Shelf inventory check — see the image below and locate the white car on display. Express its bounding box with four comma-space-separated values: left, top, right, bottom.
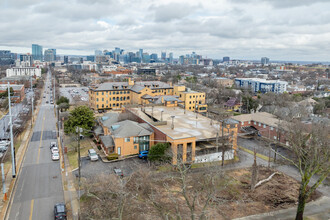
88, 149, 98, 161
52, 152, 60, 161
51, 147, 59, 154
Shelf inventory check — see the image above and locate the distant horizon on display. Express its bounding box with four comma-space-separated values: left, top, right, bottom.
1, 46, 329, 65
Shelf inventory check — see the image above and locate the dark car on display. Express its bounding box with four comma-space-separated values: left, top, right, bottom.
54, 203, 67, 220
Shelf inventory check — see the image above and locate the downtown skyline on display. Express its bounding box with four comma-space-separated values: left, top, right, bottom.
1, 0, 330, 61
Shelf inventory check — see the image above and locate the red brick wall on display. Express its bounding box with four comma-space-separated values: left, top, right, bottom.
237, 119, 287, 144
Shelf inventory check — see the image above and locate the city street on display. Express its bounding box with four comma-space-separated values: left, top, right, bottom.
6, 71, 64, 220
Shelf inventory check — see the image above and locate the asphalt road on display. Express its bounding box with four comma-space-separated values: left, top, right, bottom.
7, 71, 64, 220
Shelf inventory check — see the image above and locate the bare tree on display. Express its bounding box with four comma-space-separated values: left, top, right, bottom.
276, 121, 330, 220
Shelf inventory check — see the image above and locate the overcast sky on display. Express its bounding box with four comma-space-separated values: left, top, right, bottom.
1, 0, 330, 61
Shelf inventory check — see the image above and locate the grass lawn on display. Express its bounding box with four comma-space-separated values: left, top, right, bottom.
66, 138, 92, 170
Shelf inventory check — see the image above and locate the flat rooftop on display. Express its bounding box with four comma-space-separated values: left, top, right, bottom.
131, 106, 222, 140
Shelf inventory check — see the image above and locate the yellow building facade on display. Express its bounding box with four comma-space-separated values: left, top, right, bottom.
89, 79, 207, 113
173, 85, 207, 113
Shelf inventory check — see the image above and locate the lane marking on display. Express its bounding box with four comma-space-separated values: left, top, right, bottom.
37, 115, 46, 164
28, 199, 34, 220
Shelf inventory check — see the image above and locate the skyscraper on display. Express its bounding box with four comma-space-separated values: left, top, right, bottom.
161, 52, 166, 61
223, 56, 230, 62
169, 52, 173, 64
44, 49, 56, 62
139, 49, 143, 61
261, 57, 270, 65
32, 44, 43, 61
64, 56, 69, 64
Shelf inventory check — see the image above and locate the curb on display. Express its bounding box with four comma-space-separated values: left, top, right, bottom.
238, 145, 273, 162
2, 92, 43, 220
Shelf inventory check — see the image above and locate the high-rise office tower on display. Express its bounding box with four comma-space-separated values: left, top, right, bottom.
32, 44, 43, 61
44, 49, 56, 62
139, 49, 143, 61
64, 56, 69, 64
261, 57, 270, 65
161, 52, 166, 61
223, 56, 230, 62
169, 52, 173, 64
150, 53, 158, 61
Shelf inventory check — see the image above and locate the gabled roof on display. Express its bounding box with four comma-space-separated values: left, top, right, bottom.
110, 120, 153, 138
100, 112, 120, 128
224, 98, 239, 107
100, 135, 115, 148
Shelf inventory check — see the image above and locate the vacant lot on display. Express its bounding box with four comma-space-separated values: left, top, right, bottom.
80, 166, 321, 220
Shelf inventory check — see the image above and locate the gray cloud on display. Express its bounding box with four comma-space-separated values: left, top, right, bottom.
0, 0, 329, 61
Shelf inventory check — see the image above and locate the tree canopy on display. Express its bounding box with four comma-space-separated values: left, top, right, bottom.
64, 106, 95, 134
56, 96, 70, 105
148, 143, 171, 163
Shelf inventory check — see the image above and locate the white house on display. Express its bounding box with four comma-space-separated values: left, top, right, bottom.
6, 67, 42, 77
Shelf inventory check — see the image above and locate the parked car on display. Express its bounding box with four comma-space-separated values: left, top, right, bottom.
51, 147, 59, 154
113, 168, 123, 177
88, 149, 98, 161
50, 142, 57, 149
138, 150, 149, 159
0, 145, 8, 153
54, 203, 67, 220
52, 152, 60, 161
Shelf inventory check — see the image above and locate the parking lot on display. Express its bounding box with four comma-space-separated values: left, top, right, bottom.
59, 87, 89, 104
74, 156, 148, 179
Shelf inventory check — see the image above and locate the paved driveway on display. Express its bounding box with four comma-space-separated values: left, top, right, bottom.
74, 156, 148, 179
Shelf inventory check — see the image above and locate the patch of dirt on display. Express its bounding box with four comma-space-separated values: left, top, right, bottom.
217, 166, 322, 219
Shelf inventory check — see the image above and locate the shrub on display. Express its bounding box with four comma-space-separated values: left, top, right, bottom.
107, 153, 119, 161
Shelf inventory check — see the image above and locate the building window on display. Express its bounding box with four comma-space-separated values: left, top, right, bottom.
102, 98, 104, 101
123, 97, 126, 100
96, 98, 99, 101
254, 122, 256, 125
270, 127, 274, 130
248, 121, 251, 124
134, 137, 139, 143
189, 107, 191, 109
97, 92, 99, 95
263, 124, 266, 128
102, 92, 104, 95
96, 104, 99, 108
241, 122, 244, 125
127, 91, 130, 94
190, 96, 191, 98
125, 138, 130, 142
116, 91, 119, 94
113, 103, 115, 106
189, 101, 191, 104
127, 96, 130, 100
102, 104, 104, 107
134, 145, 137, 149
116, 97, 119, 101
106, 100, 108, 104
274, 136, 277, 140
123, 91, 126, 94
258, 123, 261, 126
109, 98, 111, 101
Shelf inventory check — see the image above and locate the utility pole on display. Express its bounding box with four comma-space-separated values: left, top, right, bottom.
76, 126, 82, 219
8, 83, 16, 178
53, 77, 56, 107
30, 77, 34, 127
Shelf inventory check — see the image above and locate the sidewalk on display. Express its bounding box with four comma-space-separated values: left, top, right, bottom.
0, 98, 42, 220
234, 196, 330, 220
58, 124, 79, 220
